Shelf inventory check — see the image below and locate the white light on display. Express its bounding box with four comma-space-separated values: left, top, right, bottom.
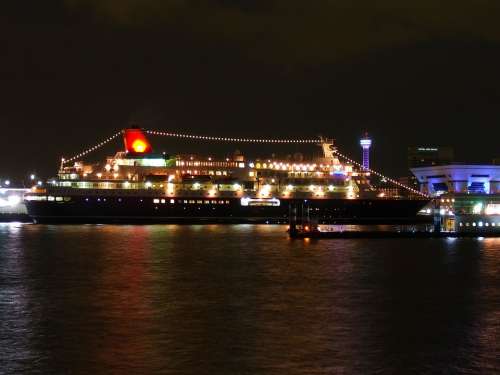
7, 195, 21, 206
5, 180, 10, 186
485, 204, 500, 215
233, 183, 241, 190
145, 181, 152, 188
193, 182, 201, 190
286, 184, 294, 191
37, 181, 42, 186
30, 174, 35, 180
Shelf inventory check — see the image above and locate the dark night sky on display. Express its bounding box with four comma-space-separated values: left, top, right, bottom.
2, 0, 500, 181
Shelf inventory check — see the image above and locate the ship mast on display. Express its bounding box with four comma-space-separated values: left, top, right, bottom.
319, 137, 340, 165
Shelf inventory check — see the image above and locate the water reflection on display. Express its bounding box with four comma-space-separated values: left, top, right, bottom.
0, 224, 498, 374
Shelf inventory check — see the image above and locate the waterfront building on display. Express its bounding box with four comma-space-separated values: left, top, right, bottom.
407, 146, 454, 188
411, 163, 500, 233
411, 164, 500, 196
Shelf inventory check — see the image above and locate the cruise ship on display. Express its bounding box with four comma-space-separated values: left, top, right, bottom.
25, 128, 429, 223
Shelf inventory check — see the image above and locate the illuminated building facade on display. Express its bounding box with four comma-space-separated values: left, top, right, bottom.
411, 164, 500, 196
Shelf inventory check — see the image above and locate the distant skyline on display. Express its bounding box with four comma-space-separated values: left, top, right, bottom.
2, 1, 500, 180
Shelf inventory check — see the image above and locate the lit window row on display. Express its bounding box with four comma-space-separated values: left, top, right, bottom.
153, 198, 231, 205
459, 222, 498, 228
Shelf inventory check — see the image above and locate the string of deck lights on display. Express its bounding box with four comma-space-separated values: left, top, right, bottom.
61, 131, 122, 165
60, 128, 428, 198
333, 150, 430, 198
145, 130, 318, 144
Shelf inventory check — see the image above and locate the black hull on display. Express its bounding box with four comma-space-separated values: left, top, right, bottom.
26, 195, 430, 224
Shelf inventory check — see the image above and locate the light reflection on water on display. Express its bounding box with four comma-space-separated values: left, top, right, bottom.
0, 224, 499, 374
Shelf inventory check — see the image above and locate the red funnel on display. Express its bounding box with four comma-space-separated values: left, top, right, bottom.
123, 128, 153, 154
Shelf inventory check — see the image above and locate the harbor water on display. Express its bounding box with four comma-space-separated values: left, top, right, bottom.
0, 223, 499, 374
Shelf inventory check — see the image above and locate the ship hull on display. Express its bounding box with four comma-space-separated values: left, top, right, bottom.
26, 195, 430, 224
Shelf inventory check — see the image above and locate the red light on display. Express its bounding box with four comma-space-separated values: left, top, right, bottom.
123, 128, 153, 154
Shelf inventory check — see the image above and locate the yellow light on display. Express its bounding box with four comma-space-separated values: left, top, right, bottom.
132, 139, 147, 153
